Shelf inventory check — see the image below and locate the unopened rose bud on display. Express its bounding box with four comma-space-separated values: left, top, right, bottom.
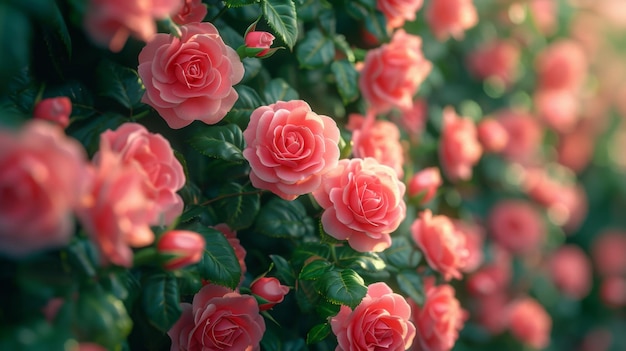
244, 31, 275, 57
408, 167, 442, 204
157, 230, 205, 270
250, 277, 289, 311
33, 97, 72, 128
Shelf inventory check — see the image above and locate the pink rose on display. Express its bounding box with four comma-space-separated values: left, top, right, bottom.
410, 284, 467, 351
167, 284, 266, 351
477, 118, 509, 153
600, 276, 626, 308
529, 0, 558, 35
157, 230, 206, 270
138, 22, 245, 129
467, 39, 520, 85
250, 277, 290, 311
496, 109, 543, 163
408, 167, 442, 204
377, 0, 424, 29
172, 0, 207, 25
33, 97, 72, 129
396, 98, 428, 138
243, 100, 340, 200
549, 245, 592, 299
439, 107, 482, 181
535, 39, 587, 92
213, 223, 247, 284
466, 244, 511, 296
425, 0, 478, 41
507, 298, 552, 349
331, 282, 416, 351
411, 210, 469, 281
534, 89, 579, 133
244, 31, 276, 57
0, 121, 87, 257
454, 220, 484, 273
97, 123, 185, 225
84, 0, 182, 52
591, 230, 626, 277
488, 200, 545, 255
471, 293, 509, 335
557, 126, 594, 173
359, 29, 432, 113
313, 158, 406, 252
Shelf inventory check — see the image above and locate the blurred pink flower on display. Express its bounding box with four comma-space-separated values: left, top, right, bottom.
33, 97, 72, 129
172, 0, 207, 24
408, 167, 442, 204
535, 39, 587, 92
425, 0, 478, 41
477, 118, 509, 153
349, 114, 405, 178
157, 230, 205, 270
467, 39, 520, 85
377, 0, 424, 29
466, 244, 512, 296
549, 245, 592, 299
496, 110, 543, 164
591, 230, 626, 277
439, 107, 482, 181
534, 89, 580, 133
507, 297, 552, 349
488, 200, 545, 254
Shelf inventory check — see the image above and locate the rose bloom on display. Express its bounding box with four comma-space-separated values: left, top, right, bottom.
455, 220, 484, 273
529, 0, 558, 35
591, 230, 626, 277
408, 167, 442, 204
496, 109, 543, 164
466, 244, 512, 296
411, 210, 469, 281
168, 284, 266, 351
507, 298, 552, 349
250, 277, 290, 311
377, 0, 424, 29
313, 158, 406, 252
242, 100, 340, 201
138, 22, 245, 129
97, 123, 185, 225
397, 98, 428, 138
557, 126, 594, 173
599, 276, 626, 308
244, 31, 275, 57
84, 0, 181, 52
467, 39, 520, 85
410, 284, 467, 351
213, 223, 247, 284
535, 39, 587, 92
488, 200, 545, 255
359, 29, 432, 113
331, 282, 416, 351
534, 89, 579, 133
349, 114, 405, 178
0, 121, 87, 258
472, 293, 509, 335
439, 107, 482, 181
549, 245, 592, 299
425, 0, 478, 41
477, 118, 509, 153
33, 97, 72, 129
172, 0, 207, 25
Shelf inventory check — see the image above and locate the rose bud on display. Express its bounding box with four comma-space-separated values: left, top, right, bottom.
244, 31, 275, 57
33, 97, 72, 128
408, 167, 442, 204
250, 277, 289, 311
157, 230, 205, 270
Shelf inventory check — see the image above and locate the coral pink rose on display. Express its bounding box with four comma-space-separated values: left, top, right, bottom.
535, 39, 587, 92
243, 100, 340, 200
84, 0, 181, 52
425, 0, 478, 41
138, 22, 244, 129
529, 0, 558, 35
172, 0, 207, 25
549, 245, 592, 299
396, 98, 428, 138
33, 97, 72, 129
250, 277, 290, 311
359, 29, 432, 113
157, 230, 205, 270
557, 127, 594, 173
591, 230, 626, 277
477, 118, 509, 153
599, 276, 626, 307
455, 221, 484, 273
507, 298, 552, 349
244, 31, 276, 57
408, 167, 442, 204
331, 282, 416, 351
410, 284, 467, 351
377, 0, 424, 29
213, 223, 247, 284
313, 158, 406, 252
168, 284, 266, 350
472, 293, 509, 335
534, 89, 579, 133
467, 39, 520, 85
97, 123, 185, 225
466, 244, 512, 296
0, 121, 87, 258
411, 210, 469, 281
439, 107, 482, 181
496, 110, 543, 163
488, 200, 545, 255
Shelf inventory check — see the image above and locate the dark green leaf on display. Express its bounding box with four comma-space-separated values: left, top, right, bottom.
213, 182, 261, 230
66, 238, 98, 278
263, 78, 299, 104
299, 259, 333, 280
262, 0, 298, 49
331, 60, 359, 104
336, 247, 386, 272
242, 57, 263, 83
66, 112, 127, 156
315, 298, 341, 318
270, 254, 296, 286
225, 0, 257, 7
255, 197, 315, 238
292, 242, 332, 270
296, 28, 334, 69
141, 273, 182, 333
188, 124, 246, 163
0, 4, 31, 94
382, 236, 422, 269
96, 59, 144, 109
297, 0, 332, 22
306, 323, 331, 345
225, 85, 264, 129
39, 1, 72, 76
72, 290, 133, 349
396, 270, 424, 305
316, 268, 367, 308
364, 10, 388, 43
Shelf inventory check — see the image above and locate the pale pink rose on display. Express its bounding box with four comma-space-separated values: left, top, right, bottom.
411, 210, 469, 281
535, 40, 587, 92
591, 230, 626, 277
534, 89, 579, 133
477, 118, 509, 153
377, 0, 424, 29
313, 158, 406, 252
332, 282, 416, 351
529, 0, 558, 35
0, 121, 87, 258
84, 0, 182, 52
250, 277, 290, 311
472, 293, 509, 335
359, 30, 432, 113
467, 39, 520, 85
425, 0, 478, 41
33, 97, 72, 129
97, 123, 185, 225
213, 223, 247, 283
507, 298, 552, 349
600, 276, 626, 308
455, 221, 484, 273
549, 245, 592, 299
138, 22, 244, 129
496, 110, 543, 163
488, 200, 545, 255
439, 107, 482, 181
349, 114, 405, 178
408, 167, 442, 204
172, 0, 207, 24
78, 143, 154, 267
466, 244, 512, 296
396, 98, 428, 138
410, 284, 467, 351
244, 31, 275, 57
242, 100, 340, 200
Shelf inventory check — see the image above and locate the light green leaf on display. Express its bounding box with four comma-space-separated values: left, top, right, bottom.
188, 124, 246, 163
142, 273, 182, 333
296, 28, 334, 69
262, 0, 298, 50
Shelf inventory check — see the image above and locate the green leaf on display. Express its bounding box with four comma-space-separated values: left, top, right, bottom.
66, 112, 127, 156
335, 247, 386, 272
39, 1, 72, 77
382, 236, 422, 269
306, 323, 331, 345
316, 268, 367, 309
141, 273, 182, 333
292, 242, 332, 270
188, 124, 246, 163
225, 0, 258, 8
296, 28, 334, 69
270, 254, 296, 286
255, 197, 315, 238
299, 259, 333, 280
242, 57, 262, 83
225, 85, 264, 129
263, 78, 299, 104
213, 182, 261, 230
262, 0, 298, 50
96, 59, 144, 110
331, 60, 359, 104
396, 270, 424, 305
0, 4, 31, 94
364, 10, 388, 43
72, 290, 133, 349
